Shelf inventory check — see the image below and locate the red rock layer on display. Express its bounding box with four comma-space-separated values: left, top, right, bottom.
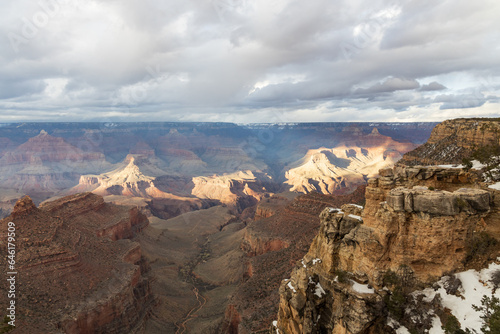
0, 193, 152, 333
224, 187, 366, 333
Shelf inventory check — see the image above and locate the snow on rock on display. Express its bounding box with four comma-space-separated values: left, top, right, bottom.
348, 214, 362, 221
436, 160, 486, 170
489, 182, 500, 190
416, 262, 500, 332
351, 281, 375, 294
428, 316, 443, 334
350, 204, 364, 209
396, 326, 411, 334
314, 282, 326, 298
312, 258, 322, 265
272, 320, 280, 334
287, 281, 297, 293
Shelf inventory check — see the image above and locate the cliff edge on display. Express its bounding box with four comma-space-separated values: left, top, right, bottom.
275, 164, 497, 334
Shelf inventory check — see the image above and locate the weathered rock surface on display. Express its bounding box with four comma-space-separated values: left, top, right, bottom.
225, 188, 366, 334
192, 170, 275, 211
275, 165, 492, 334
401, 118, 500, 166
0, 193, 152, 333
285, 128, 417, 194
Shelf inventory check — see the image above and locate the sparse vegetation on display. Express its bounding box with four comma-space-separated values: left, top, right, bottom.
335, 269, 350, 284
428, 186, 435, 191
472, 144, 500, 164
442, 313, 467, 334
472, 295, 500, 334
465, 232, 498, 264
463, 144, 500, 181
462, 158, 473, 172
383, 265, 416, 321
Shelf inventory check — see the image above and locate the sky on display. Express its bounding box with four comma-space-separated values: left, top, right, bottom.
0, 0, 499, 123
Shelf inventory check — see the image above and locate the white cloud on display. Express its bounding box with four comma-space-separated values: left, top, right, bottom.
0, 0, 499, 122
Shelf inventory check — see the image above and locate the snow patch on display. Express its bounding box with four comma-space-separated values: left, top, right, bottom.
415, 262, 500, 332
312, 258, 322, 265
348, 214, 362, 221
351, 281, 375, 294
272, 320, 280, 333
287, 281, 297, 293
428, 316, 443, 334
395, 326, 411, 334
314, 282, 326, 298
489, 182, 500, 190
328, 207, 344, 214
350, 204, 364, 209
435, 160, 485, 170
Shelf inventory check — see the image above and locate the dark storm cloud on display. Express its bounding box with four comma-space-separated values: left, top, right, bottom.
420, 82, 446, 92
0, 0, 499, 122
354, 78, 420, 95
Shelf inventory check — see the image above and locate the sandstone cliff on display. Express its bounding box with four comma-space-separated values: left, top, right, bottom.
192, 170, 275, 211
285, 128, 417, 194
275, 165, 493, 334
400, 118, 500, 166
0, 193, 152, 333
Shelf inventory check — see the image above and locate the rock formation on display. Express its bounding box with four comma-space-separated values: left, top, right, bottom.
0, 130, 111, 196
72, 155, 173, 198
285, 128, 417, 194
275, 165, 493, 334
401, 118, 500, 166
192, 170, 275, 211
0, 193, 152, 333
224, 188, 366, 333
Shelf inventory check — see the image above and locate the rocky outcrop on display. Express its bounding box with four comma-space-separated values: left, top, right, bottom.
275, 166, 492, 334
71, 155, 177, 199
224, 188, 366, 334
254, 196, 290, 220
0, 193, 152, 333
192, 170, 274, 211
400, 118, 500, 166
285, 129, 417, 194
241, 229, 289, 256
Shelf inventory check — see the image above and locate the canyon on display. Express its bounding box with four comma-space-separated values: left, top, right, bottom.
275, 118, 500, 334
0, 121, 438, 333
0, 193, 152, 333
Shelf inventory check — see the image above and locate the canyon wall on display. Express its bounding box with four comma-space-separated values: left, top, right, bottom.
401, 118, 500, 166
275, 165, 492, 334
0, 193, 152, 333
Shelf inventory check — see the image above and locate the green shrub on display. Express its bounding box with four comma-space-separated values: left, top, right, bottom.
384, 287, 407, 321
382, 269, 399, 287
442, 313, 466, 334
462, 158, 473, 172
465, 232, 498, 263
335, 269, 350, 284
472, 295, 500, 334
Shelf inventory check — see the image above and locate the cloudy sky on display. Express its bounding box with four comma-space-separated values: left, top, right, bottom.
1, 0, 499, 123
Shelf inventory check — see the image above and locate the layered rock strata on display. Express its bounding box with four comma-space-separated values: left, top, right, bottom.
0, 193, 152, 333
276, 166, 491, 334
401, 118, 500, 166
